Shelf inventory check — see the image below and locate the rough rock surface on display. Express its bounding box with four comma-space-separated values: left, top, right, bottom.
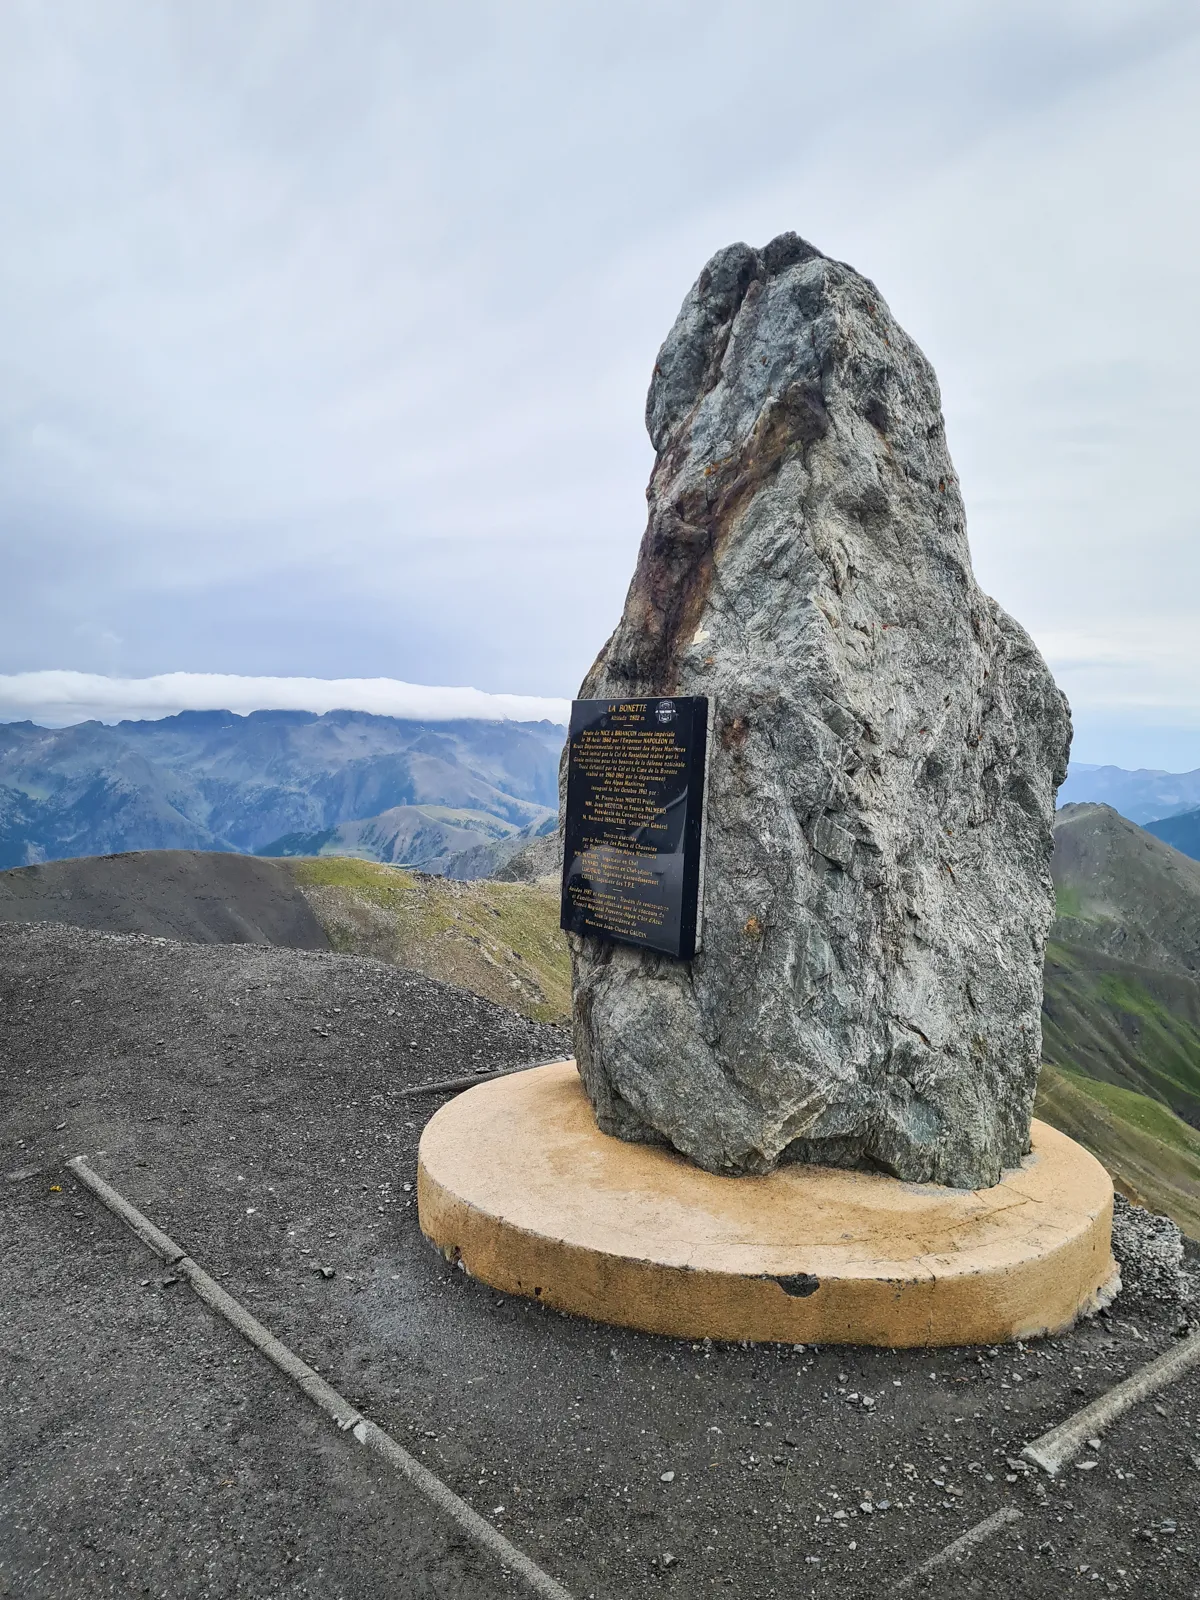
570, 233, 1071, 1188
1111, 1195, 1197, 1315
491, 826, 563, 884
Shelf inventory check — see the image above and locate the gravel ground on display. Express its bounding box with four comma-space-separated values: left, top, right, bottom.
0, 853, 329, 949
2, 920, 1199, 1600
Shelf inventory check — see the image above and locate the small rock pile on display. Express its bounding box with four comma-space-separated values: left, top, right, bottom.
1110, 1194, 1196, 1316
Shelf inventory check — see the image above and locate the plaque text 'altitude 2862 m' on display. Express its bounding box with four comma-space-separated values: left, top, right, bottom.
560, 697, 710, 960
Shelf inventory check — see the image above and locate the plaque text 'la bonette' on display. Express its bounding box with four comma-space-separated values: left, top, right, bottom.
560, 697, 709, 960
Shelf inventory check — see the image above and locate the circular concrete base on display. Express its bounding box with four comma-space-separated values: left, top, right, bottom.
417, 1061, 1117, 1347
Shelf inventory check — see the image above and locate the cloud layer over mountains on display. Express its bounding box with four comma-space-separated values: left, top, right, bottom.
0, 672, 570, 728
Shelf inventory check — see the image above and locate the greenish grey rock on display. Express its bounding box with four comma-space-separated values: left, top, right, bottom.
569, 233, 1071, 1189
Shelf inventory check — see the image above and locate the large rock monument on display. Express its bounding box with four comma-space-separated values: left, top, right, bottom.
419, 234, 1113, 1350
569, 232, 1071, 1190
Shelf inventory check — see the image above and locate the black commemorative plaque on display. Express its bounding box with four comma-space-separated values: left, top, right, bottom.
560, 696, 710, 960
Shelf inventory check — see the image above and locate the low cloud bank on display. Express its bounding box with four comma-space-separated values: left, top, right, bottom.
0, 671, 570, 728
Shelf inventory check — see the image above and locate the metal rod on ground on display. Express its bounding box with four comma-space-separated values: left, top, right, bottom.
1022, 1328, 1200, 1475
67, 1156, 576, 1600
397, 1055, 572, 1100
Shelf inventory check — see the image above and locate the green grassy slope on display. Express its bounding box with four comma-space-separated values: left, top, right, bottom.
280, 856, 570, 1025
1041, 941, 1200, 1128
1034, 803, 1200, 1237
1043, 805, 1200, 1129
1035, 1064, 1200, 1239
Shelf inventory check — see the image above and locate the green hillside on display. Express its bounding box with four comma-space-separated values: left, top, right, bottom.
1034, 803, 1200, 1237
1041, 942, 1200, 1128
1042, 804, 1200, 1127
1035, 1064, 1200, 1240
281, 856, 570, 1025
1049, 802, 1200, 975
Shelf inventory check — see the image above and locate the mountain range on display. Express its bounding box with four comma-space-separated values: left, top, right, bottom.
1059, 761, 1200, 830
7, 717, 1200, 876
3, 709, 1200, 1229
1056, 763, 1200, 865
1145, 807, 1200, 862
0, 709, 563, 875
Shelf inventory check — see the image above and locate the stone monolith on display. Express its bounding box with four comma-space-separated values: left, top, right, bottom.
569, 233, 1071, 1189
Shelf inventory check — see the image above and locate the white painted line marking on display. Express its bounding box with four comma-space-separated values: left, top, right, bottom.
895, 1505, 1022, 1592
1022, 1328, 1200, 1476
68, 1156, 575, 1600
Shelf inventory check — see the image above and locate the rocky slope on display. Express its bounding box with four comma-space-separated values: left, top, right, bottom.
8, 918, 1196, 1600
0, 850, 329, 949
490, 824, 562, 884
0, 848, 568, 1026
280, 856, 570, 1024
3, 803, 1198, 1232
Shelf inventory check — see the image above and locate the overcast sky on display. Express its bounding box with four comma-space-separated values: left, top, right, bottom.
2, 2, 1198, 766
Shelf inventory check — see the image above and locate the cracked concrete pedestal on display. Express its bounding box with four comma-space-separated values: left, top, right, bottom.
417, 1062, 1117, 1348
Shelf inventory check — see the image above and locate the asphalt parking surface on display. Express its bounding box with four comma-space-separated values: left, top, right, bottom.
2, 921, 1199, 1599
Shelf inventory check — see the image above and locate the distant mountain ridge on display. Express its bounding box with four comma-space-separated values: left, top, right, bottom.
9, 733, 1200, 875
1057, 763, 1200, 825
0, 709, 563, 873
1146, 806, 1200, 863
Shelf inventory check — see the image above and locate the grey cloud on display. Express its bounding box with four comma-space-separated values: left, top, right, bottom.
1, 1, 1197, 760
